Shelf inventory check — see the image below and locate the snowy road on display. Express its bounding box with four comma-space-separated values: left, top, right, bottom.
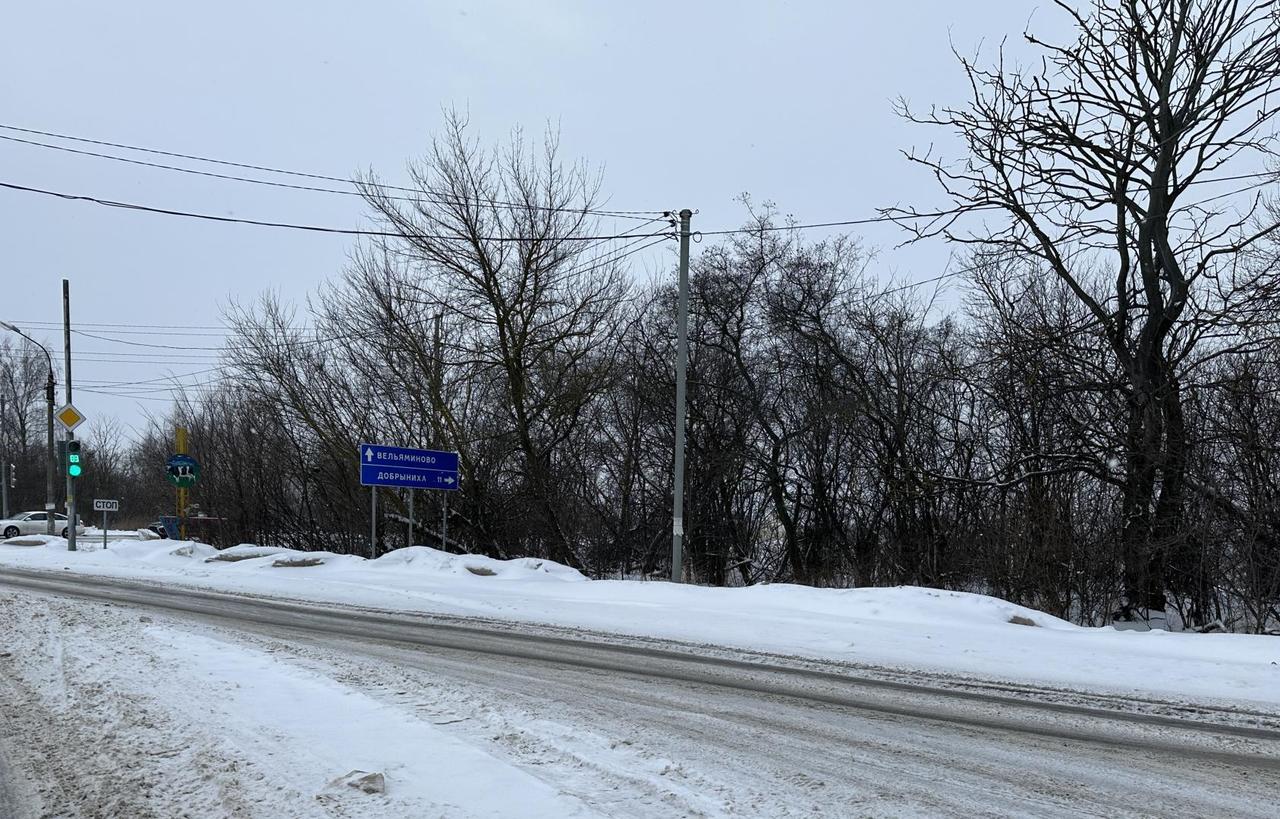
0, 735, 35, 819
2, 569, 1279, 817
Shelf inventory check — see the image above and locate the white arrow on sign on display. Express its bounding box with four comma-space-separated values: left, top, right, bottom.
365, 449, 373, 462
444, 477, 455, 484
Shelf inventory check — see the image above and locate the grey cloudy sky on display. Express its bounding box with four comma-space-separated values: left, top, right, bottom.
1, 1, 1066, 436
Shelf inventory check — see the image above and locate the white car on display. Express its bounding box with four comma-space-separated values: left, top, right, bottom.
0, 511, 87, 539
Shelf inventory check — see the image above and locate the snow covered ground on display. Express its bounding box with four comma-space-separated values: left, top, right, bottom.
0, 590, 602, 817
4, 537, 1280, 817
2, 536, 1277, 712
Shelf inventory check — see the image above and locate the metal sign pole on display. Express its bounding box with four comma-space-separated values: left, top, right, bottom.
442, 493, 448, 549
408, 489, 414, 548
370, 486, 377, 559
102, 509, 108, 550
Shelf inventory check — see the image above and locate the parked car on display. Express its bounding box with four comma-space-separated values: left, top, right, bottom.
0, 511, 87, 539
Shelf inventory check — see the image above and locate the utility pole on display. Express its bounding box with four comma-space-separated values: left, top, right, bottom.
1, 463, 8, 520
0, 321, 56, 535
671, 209, 693, 583
63, 279, 77, 551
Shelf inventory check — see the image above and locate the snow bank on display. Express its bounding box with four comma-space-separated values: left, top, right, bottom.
0, 533, 64, 548
370, 545, 587, 582
2, 536, 1277, 710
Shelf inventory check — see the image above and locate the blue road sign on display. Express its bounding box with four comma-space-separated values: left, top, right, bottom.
358, 443, 460, 491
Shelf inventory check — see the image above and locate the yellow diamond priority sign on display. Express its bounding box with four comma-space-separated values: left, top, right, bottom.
56, 403, 86, 432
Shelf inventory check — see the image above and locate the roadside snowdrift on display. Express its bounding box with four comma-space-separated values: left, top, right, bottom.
3, 535, 1277, 709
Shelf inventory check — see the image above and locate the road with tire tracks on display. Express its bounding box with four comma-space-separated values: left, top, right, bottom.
2, 567, 1279, 817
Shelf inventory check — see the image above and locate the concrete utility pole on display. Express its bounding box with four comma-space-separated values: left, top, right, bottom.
671, 209, 693, 583
63, 279, 77, 552
0, 321, 57, 535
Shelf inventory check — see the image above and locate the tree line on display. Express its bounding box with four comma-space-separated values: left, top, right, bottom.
2, 0, 1278, 631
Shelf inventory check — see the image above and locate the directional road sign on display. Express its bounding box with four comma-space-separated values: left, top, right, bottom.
359, 443, 459, 491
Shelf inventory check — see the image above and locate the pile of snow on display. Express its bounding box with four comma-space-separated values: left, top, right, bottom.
1, 533, 65, 548
82, 527, 162, 541
371, 545, 587, 581
3, 535, 1277, 709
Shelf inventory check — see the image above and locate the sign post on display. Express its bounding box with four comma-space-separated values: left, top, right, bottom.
357, 443, 459, 556
166, 438, 200, 542
93, 499, 119, 550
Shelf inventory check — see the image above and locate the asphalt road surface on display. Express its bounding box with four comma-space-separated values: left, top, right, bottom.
2, 568, 1279, 817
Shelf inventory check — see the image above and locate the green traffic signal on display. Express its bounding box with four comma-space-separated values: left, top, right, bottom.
67, 441, 82, 478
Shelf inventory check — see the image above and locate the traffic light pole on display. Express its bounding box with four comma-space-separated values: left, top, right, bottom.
63, 279, 76, 552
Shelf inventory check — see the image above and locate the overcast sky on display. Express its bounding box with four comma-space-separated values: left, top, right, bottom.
1, 1, 1068, 437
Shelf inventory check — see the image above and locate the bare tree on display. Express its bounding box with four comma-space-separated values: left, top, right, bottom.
893, 0, 1280, 623
354, 114, 637, 565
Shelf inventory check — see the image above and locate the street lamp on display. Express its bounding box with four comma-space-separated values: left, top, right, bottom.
0, 321, 57, 536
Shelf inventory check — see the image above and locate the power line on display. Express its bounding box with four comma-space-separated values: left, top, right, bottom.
696, 213, 937, 237
0, 132, 399, 201
0, 123, 664, 220
8, 320, 246, 332
72, 329, 226, 352
78, 387, 200, 403
9, 325, 234, 338
82, 259, 959, 403
693, 172, 1277, 238
7, 233, 671, 371
0, 179, 677, 242
78, 366, 228, 388
40, 232, 673, 362
0, 348, 218, 360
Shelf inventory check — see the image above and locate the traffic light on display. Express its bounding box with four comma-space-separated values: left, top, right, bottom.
67, 441, 82, 478
7, 463, 13, 488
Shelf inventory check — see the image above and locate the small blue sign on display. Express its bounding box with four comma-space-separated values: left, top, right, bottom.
158, 515, 180, 539
358, 443, 460, 491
